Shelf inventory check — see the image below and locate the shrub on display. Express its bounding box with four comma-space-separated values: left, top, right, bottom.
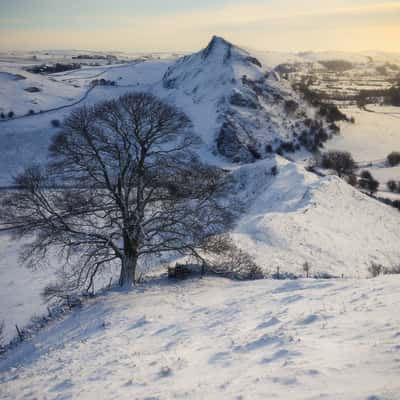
360, 170, 373, 180
284, 100, 299, 114
51, 119, 61, 128
207, 240, 264, 280
0, 112, 5, 119
270, 166, 278, 176
358, 170, 379, 195
281, 141, 295, 153
368, 263, 383, 277
303, 262, 311, 278
320, 151, 356, 177
369, 263, 400, 277
27, 109, 35, 116
8, 111, 14, 118
384, 265, 400, 275
265, 144, 273, 153
318, 103, 349, 123
387, 152, 400, 167
248, 145, 261, 160
387, 180, 398, 192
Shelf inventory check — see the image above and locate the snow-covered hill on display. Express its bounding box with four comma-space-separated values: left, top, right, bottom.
0, 36, 399, 366
231, 157, 400, 278
1, 276, 400, 399
161, 36, 335, 162
0, 67, 83, 116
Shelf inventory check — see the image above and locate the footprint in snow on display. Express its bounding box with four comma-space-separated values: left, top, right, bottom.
50, 379, 74, 392
208, 351, 232, 366
257, 317, 280, 329
297, 314, 319, 325
128, 316, 149, 330
233, 334, 281, 353
260, 349, 290, 364
281, 294, 304, 304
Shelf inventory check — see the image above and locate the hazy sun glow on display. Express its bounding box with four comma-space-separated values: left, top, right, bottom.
0, 0, 399, 52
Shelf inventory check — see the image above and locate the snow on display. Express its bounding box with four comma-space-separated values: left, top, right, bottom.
1, 37, 400, 399
326, 106, 400, 198
0, 59, 173, 185
328, 106, 400, 163
0, 235, 56, 345
1, 275, 400, 399
231, 157, 400, 278
0, 66, 84, 116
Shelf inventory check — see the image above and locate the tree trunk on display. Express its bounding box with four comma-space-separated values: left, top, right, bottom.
119, 254, 138, 288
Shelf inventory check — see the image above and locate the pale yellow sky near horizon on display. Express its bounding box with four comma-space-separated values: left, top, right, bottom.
1, 0, 399, 53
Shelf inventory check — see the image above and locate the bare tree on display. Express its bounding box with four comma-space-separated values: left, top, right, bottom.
0, 93, 234, 292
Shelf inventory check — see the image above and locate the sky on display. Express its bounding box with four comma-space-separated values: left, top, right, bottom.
0, 0, 399, 53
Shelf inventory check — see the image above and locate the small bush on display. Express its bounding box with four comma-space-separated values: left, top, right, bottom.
8, 111, 14, 118
0, 112, 5, 119
387, 152, 400, 167
270, 166, 278, 176
358, 170, 379, 195
369, 263, 400, 277
207, 241, 264, 280
51, 119, 61, 128
265, 144, 273, 153
27, 109, 35, 116
368, 263, 383, 277
284, 100, 299, 114
281, 141, 295, 153
385, 265, 400, 275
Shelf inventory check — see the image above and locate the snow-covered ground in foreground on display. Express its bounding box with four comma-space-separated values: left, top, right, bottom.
1, 275, 400, 400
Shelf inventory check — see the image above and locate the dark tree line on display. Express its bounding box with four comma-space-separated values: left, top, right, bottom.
0, 93, 236, 294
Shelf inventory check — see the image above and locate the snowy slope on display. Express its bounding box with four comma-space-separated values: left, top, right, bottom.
0, 59, 173, 185
0, 67, 83, 116
1, 276, 399, 400
0, 235, 56, 345
160, 36, 336, 162
230, 157, 400, 278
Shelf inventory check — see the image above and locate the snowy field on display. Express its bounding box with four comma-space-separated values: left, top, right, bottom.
329, 106, 400, 163
327, 106, 400, 198
1, 275, 400, 400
